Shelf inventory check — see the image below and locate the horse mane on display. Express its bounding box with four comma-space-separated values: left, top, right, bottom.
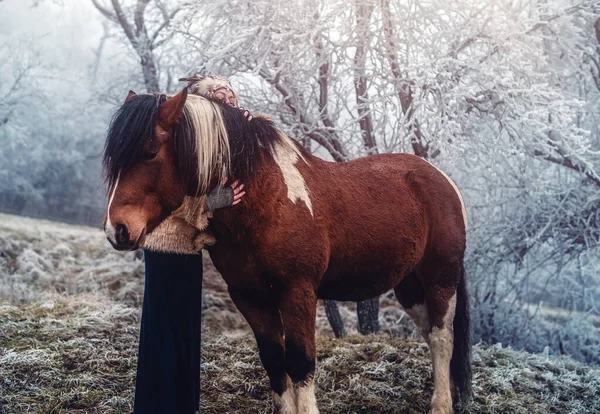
174, 95, 231, 195
103, 92, 304, 195
103, 93, 167, 189
175, 95, 305, 194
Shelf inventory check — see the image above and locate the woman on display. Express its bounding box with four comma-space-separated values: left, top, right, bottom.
133, 75, 247, 414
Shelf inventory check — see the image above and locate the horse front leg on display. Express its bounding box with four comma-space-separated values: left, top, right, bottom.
228, 287, 295, 414
279, 283, 319, 414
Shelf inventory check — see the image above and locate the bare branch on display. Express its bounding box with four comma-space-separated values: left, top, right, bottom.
134, 0, 151, 35
155, 0, 170, 20
524, 0, 597, 36
258, 67, 348, 161
380, 0, 431, 158
91, 22, 110, 79
534, 150, 600, 188
150, 7, 181, 46
90, 0, 118, 23
110, 0, 136, 45
93, 0, 160, 92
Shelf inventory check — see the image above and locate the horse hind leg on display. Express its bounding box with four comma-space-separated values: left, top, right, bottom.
422, 260, 471, 414
426, 285, 456, 414
396, 264, 472, 414
394, 271, 430, 344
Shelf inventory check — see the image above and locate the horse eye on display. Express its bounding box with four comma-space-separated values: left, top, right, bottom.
142, 151, 158, 161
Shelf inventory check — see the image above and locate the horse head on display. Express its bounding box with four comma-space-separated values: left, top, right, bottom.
103, 89, 190, 251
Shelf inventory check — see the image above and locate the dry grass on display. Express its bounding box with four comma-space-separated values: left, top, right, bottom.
1, 213, 600, 413
1, 296, 599, 413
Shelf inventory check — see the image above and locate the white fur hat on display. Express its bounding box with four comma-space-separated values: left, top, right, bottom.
179, 74, 239, 107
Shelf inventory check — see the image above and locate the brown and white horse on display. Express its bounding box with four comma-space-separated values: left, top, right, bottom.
103, 88, 472, 414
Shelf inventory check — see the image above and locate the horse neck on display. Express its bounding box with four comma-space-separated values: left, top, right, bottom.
211, 143, 314, 234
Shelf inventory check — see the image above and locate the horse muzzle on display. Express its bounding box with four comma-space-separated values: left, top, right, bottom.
105, 222, 146, 251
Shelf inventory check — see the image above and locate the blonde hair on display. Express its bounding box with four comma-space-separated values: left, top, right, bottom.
182, 95, 231, 194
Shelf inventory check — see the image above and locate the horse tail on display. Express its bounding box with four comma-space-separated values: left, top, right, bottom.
451, 261, 472, 410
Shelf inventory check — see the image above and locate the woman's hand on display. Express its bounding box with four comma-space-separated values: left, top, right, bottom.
238, 107, 253, 121
205, 179, 246, 211
230, 179, 246, 206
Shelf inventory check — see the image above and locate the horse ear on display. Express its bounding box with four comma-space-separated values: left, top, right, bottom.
159, 88, 188, 127
125, 90, 137, 103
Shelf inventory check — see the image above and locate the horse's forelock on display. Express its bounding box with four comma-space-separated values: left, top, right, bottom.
103, 93, 167, 188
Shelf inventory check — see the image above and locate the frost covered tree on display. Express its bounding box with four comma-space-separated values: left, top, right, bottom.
90, 0, 181, 93
0, 34, 107, 224
0, 38, 47, 215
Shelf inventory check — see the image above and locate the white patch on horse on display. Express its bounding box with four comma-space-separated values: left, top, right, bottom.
273, 375, 296, 414
105, 173, 121, 243
295, 378, 319, 414
273, 138, 313, 216
405, 302, 431, 344
427, 293, 456, 414
424, 160, 467, 231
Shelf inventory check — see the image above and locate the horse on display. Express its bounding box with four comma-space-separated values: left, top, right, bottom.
103, 88, 472, 414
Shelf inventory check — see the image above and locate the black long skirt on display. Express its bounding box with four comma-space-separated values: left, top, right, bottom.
133, 250, 204, 414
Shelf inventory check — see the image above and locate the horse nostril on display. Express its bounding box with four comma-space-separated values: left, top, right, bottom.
115, 223, 129, 246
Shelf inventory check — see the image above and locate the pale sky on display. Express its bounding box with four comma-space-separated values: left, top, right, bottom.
0, 0, 105, 74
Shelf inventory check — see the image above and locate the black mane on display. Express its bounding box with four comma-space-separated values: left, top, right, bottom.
218, 103, 297, 182
103, 94, 167, 188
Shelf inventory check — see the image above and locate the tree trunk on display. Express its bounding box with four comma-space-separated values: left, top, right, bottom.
91, 0, 163, 94
324, 300, 346, 338
141, 53, 160, 93
357, 298, 380, 335
351, 0, 380, 335
352, 0, 377, 153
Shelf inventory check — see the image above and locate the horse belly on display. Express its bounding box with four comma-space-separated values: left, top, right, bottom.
317, 243, 420, 302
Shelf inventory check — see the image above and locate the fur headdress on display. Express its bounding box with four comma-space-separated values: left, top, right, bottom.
180, 74, 239, 107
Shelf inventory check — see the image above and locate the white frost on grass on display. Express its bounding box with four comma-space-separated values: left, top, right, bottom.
0, 348, 54, 367
0, 213, 144, 305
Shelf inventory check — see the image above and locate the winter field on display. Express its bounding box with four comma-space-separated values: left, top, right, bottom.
1, 213, 599, 414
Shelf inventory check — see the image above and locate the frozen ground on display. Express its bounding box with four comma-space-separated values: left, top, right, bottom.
1, 213, 599, 413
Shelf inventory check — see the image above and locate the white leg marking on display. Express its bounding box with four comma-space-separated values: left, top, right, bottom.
405, 303, 431, 344
424, 160, 467, 231
428, 293, 456, 414
105, 173, 121, 243
273, 375, 296, 414
295, 378, 319, 414
273, 138, 313, 216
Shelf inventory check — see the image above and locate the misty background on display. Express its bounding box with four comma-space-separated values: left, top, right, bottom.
1, 0, 599, 366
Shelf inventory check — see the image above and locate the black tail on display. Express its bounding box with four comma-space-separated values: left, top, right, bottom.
451, 262, 472, 410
